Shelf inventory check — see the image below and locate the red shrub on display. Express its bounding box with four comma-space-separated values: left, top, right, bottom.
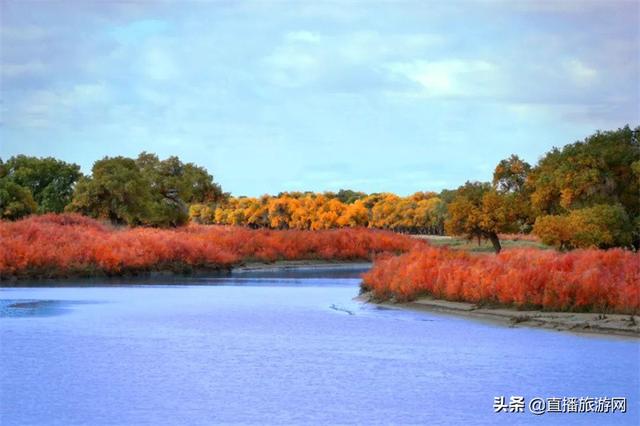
362, 246, 640, 314
0, 214, 419, 279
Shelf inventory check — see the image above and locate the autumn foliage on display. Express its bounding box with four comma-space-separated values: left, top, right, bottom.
190, 192, 447, 234
0, 214, 418, 279
533, 204, 633, 250
362, 246, 640, 314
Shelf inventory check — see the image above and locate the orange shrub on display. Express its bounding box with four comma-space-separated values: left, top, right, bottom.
0, 214, 419, 279
362, 246, 640, 314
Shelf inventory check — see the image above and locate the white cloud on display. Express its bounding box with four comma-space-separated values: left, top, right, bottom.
263, 30, 445, 90
565, 59, 598, 86
9, 83, 110, 128
387, 59, 497, 97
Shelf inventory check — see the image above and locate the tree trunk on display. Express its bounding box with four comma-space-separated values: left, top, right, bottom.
488, 232, 502, 254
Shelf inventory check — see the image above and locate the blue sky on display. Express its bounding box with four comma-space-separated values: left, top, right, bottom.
1, 0, 638, 196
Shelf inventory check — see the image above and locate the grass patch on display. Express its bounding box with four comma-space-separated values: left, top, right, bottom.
422, 236, 550, 252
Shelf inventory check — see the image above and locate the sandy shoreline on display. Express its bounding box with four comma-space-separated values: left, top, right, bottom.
359, 292, 640, 339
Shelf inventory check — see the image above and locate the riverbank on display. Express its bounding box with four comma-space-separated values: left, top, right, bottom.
0, 259, 372, 285
359, 292, 640, 338
361, 245, 639, 315
1, 215, 416, 280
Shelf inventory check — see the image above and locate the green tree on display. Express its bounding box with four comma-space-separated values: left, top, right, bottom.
534, 204, 632, 249
570, 204, 632, 248
493, 154, 531, 193
527, 126, 639, 249
632, 160, 640, 248
528, 125, 640, 217
1, 155, 82, 213
334, 189, 367, 204
135, 152, 225, 227
0, 177, 37, 220
493, 154, 534, 232
66, 157, 152, 226
136, 152, 223, 204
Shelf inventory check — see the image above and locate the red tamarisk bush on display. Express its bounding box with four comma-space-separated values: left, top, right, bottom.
362, 246, 640, 314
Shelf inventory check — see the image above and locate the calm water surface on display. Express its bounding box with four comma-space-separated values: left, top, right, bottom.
1, 266, 638, 425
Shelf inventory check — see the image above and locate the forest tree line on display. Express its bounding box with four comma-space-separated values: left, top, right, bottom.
1, 125, 638, 252
0, 153, 224, 227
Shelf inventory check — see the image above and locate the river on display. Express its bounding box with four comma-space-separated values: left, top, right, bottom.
1, 266, 638, 425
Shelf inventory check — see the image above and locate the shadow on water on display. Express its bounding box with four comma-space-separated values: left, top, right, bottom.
0, 300, 99, 318
1, 263, 372, 288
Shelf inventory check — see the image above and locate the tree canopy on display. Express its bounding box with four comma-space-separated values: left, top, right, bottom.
528, 125, 639, 216
67, 153, 224, 227
444, 182, 519, 253
534, 204, 632, 250
528, 125, 639, 249
66, 157, 152, 226
191, 191, 447, 234
0, 155, 82, 219
0, 177, 38, 220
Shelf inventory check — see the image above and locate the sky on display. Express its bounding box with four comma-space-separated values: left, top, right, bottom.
1, 0, 638, 196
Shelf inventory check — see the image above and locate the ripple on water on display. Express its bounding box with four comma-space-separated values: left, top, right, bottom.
0, 299, 90, 318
